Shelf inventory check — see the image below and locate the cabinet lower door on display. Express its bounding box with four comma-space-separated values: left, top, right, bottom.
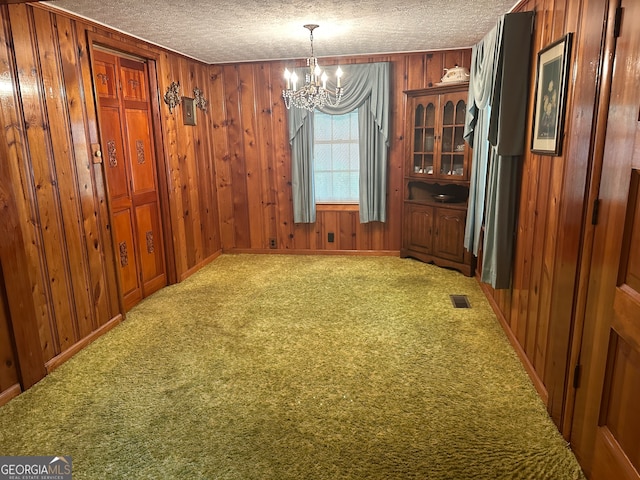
405, 204, 434, 254
434, 208, 465, 262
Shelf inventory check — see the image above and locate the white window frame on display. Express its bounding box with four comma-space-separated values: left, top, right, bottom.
313, 110, 360, 205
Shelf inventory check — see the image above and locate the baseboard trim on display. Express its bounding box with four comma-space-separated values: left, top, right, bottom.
225, 249, 400, 257
478, 281, 549, 406
179, 250, 223, 282
0, 383, 21, 407
45, 314, 124, 374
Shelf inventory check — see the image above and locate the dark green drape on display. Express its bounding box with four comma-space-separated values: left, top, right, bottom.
464, 11, 534, 289
288, 62, 390, 223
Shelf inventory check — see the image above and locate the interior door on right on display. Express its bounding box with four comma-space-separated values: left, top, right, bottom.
573, 1, 640, 478
593, 170, 640, 479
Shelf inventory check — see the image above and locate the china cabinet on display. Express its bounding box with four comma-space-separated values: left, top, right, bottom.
401, 84, 475, 276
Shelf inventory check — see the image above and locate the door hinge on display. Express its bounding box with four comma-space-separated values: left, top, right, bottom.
613, 6, 623, 38
592, 198, 600, 225
573, 364, 582, 389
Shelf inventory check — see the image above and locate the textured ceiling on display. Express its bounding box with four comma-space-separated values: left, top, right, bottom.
45, 0, 519, 64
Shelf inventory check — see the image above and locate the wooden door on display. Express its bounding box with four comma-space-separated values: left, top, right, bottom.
572, 1, 640, 478
406, 204, 434, 254
590, 169, 640, 479
433, 207, 465, 262
93, 49, 166, 311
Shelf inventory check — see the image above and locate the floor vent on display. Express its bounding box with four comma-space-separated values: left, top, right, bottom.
450, 294, 471, 308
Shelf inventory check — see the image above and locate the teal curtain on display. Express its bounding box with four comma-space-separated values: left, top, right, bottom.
289, 107, 316, 223
464, 11, 534, 289
464, 20, 501, 255
288, 62, 390, 223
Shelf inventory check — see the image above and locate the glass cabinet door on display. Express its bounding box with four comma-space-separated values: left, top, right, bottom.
408, 90, 469, 182
412, 100, 435, 176
439, 95, 466, 178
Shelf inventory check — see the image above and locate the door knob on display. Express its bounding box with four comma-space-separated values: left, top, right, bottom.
91, 143, 103, 164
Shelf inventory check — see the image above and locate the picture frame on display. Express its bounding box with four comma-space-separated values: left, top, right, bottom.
531, 33, 573, 155
182, 96, 196, 126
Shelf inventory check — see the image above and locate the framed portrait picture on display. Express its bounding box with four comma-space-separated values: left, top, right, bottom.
182, 96, 196, 126
531, 33, 573, 155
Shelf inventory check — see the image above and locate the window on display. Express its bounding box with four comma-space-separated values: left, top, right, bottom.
313, 111, 359, 203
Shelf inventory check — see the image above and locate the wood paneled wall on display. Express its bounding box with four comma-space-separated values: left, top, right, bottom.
478, 0, 610, 434
0, 4, 122, 377
0, 3, 221, 402
209, 51, 471, 254
158, 52, 222, 280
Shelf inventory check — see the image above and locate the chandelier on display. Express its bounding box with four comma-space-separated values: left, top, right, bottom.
282, 24, 343, 111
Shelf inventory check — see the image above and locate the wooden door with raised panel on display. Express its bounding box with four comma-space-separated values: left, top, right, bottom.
573, 1, 640, 478
588, 167, 640, 480
93, 49, 166, 311
405, 204, 434, 254
433, 207, 465, 263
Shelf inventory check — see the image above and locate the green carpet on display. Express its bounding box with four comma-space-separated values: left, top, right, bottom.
0, 254, 584, 479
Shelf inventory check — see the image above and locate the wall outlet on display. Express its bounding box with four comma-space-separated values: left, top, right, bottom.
328, 232, 335, 243
269, 238, 277, 249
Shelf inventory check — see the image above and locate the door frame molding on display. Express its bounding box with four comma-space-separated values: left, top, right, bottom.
563, 0, 619, 443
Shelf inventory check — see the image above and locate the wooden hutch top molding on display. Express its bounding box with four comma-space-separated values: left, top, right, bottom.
404, 82, 470, 97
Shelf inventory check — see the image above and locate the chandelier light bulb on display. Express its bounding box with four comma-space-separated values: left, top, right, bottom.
284, 68, 291, 89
